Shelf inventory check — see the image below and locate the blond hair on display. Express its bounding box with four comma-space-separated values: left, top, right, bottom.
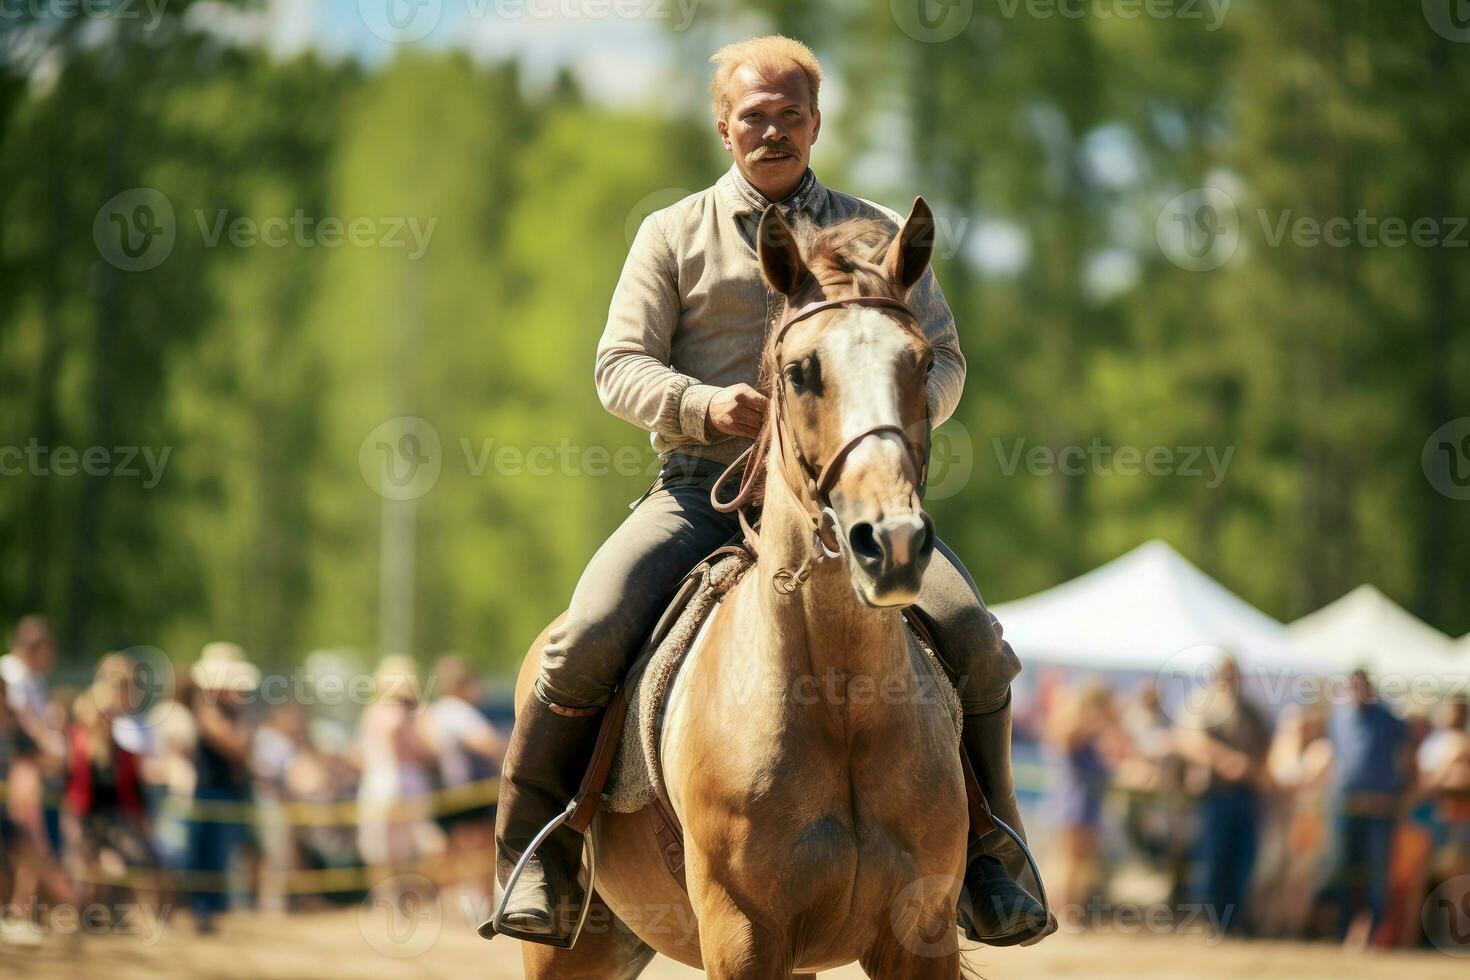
709, 35, 823, 122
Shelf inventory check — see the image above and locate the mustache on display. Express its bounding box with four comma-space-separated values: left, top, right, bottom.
749, 142, 796, 161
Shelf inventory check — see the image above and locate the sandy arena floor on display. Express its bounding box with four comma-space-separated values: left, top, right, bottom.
4, 900, 1466, 979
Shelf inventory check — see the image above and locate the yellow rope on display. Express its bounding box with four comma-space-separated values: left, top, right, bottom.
71, 850, 498, 894
0, 776, 500, 824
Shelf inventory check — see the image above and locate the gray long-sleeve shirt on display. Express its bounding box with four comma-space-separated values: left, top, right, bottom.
596, 163, 966, 466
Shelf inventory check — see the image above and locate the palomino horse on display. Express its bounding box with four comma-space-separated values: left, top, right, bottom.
510, 198, 970, 978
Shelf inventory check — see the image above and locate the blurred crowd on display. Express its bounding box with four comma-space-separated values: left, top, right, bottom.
1039, 656, 1470, 950
0, 615, 506, 947
5, 610, 1469, 954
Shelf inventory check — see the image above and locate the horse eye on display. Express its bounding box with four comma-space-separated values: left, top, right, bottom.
786, 355, 821, 394
784, 361, 805, 391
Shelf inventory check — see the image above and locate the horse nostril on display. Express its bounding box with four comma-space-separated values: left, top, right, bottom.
848, 522, 883, 562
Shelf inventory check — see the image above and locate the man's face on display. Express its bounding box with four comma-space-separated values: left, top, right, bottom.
717, 63, 821, 200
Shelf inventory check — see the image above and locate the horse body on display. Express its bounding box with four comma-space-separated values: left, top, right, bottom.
653, 475, 966, 975
511, 199, 970, 978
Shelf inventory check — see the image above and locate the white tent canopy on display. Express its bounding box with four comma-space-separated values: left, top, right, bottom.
1286, 584, 1466, 684
991, 540, 1292, 673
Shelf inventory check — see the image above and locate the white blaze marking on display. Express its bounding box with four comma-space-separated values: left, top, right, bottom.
823, 308, 911, 474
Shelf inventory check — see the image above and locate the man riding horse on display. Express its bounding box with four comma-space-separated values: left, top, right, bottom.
493, 34, 1053, 949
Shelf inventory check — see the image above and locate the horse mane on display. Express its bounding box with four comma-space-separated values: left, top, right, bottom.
739, 215, 909, 511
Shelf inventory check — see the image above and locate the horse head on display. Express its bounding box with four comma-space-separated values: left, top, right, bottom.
754, 198, 938, 607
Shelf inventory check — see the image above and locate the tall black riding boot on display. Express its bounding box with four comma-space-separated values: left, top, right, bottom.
482, 688, 602, 943
956, 692, 1057, 946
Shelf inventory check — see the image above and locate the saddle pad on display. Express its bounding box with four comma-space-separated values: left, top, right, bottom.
604, 550, 752, 814
602, 554, 964, 816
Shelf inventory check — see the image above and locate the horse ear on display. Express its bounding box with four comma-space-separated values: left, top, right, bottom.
757, 205, 808, 297
883, 196, 936, 295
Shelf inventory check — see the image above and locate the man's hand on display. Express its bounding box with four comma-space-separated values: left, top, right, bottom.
706, 383, 769, 439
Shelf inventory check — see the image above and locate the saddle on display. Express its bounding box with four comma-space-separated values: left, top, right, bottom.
558, 539, 999, 893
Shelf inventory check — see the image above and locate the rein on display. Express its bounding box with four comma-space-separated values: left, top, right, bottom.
712, 294, 931, 594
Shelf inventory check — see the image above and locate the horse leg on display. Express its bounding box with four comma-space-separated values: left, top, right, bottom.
519, 889, 656, 980
858, 886, 963, 980
695, 893, 791, 980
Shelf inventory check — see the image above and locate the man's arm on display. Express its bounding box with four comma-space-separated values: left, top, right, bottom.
906, 264, 966, 427
594, 211, 719, 444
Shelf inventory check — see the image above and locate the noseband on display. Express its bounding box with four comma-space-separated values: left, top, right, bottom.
712, 294, 932, 594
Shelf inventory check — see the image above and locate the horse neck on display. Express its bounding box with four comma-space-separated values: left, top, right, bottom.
751, 446, 909, 706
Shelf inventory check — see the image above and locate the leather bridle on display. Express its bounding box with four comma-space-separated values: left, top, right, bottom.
712, 294, 932, 594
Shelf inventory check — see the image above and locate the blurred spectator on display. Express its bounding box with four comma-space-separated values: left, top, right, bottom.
1253, 702, 1334, 938
1, 616, 75, 945
186, 642, 260, 934
425, 655, 505, 898
62, 676, 157, 907
1, 619, 66, 839
253, 703, 307, 912
284, 732, 361, 904
148, 673, 199, 871
1046, 679, 1127, 911
1, 676, 46, 947
1418, 695, 1470, 948
357, 656, 441, 877
1325, 668, 1408, 946
1173, 654, 1272, 936
1117, 683, 1191, 903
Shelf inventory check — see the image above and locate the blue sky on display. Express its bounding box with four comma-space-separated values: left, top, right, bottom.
207, 0, 703, 106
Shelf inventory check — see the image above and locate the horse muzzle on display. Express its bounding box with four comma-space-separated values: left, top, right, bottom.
841, 509, 935, 606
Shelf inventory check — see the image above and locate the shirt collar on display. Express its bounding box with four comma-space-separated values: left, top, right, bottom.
720, 162, 824, 220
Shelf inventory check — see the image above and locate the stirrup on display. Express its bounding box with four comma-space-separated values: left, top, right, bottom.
959, 813, 1051, 943
480, 800, 597, 948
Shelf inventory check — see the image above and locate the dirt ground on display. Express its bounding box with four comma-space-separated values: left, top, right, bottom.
4, 902, 1466, 980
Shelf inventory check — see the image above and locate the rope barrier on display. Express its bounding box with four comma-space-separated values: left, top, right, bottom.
71, 849, 499, 894
0, 775, 501, 824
